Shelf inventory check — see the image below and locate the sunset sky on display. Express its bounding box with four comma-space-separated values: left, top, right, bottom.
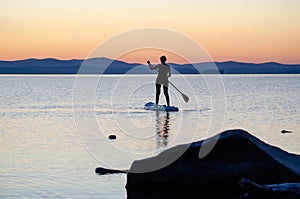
1, 0, 299, 64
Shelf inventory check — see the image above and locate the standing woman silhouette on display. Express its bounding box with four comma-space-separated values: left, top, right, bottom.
147, 56, 171, 107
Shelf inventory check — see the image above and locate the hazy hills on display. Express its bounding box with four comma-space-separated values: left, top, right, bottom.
0, 58, 299, 74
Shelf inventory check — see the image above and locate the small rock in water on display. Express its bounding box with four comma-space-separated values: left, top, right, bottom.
95, 167, 127, 175
108, 134, 117, 139
281, 130, 293, 134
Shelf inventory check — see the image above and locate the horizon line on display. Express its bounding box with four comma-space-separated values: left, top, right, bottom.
0, 57, 299, 65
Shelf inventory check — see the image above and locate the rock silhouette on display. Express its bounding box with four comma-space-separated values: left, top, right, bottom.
125, 129, 300, 193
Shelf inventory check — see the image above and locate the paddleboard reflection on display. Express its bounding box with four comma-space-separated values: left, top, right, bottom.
155, 111, 170, 150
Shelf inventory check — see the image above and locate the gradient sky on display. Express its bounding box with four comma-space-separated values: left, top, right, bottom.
1, 0, 299, 63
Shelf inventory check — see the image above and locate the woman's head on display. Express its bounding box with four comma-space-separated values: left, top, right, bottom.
160, 55, 167, 64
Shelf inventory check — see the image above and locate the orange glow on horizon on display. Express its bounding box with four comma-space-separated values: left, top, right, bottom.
1, 0, 299, 64
117, 49, 191, 65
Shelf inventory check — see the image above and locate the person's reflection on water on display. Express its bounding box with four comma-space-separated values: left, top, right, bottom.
155, 111, 170, 150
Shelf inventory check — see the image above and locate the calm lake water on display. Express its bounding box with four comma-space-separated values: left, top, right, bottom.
0, 75, 299, 198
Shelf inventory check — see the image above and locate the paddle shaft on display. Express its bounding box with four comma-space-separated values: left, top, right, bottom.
169, 80, 190, 103
168, 81, 183, 94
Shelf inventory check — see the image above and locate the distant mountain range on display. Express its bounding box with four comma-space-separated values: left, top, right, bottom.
0, 58, 299, 74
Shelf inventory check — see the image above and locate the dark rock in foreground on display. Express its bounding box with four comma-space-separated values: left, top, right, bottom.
126, 129, 300, 193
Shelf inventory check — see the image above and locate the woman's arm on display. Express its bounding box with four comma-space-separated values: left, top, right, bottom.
147, 61, 158, 70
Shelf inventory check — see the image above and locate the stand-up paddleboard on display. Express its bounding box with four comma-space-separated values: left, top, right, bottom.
144, 102, 179, 112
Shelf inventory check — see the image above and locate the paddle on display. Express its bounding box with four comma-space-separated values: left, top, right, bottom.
168, 81, 190, 103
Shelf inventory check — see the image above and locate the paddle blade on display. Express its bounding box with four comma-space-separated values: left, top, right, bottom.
182, 93, 190, 103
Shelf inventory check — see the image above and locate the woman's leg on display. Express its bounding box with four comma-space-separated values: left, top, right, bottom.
156, 84, 161, 104
163, 86, 170, 106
